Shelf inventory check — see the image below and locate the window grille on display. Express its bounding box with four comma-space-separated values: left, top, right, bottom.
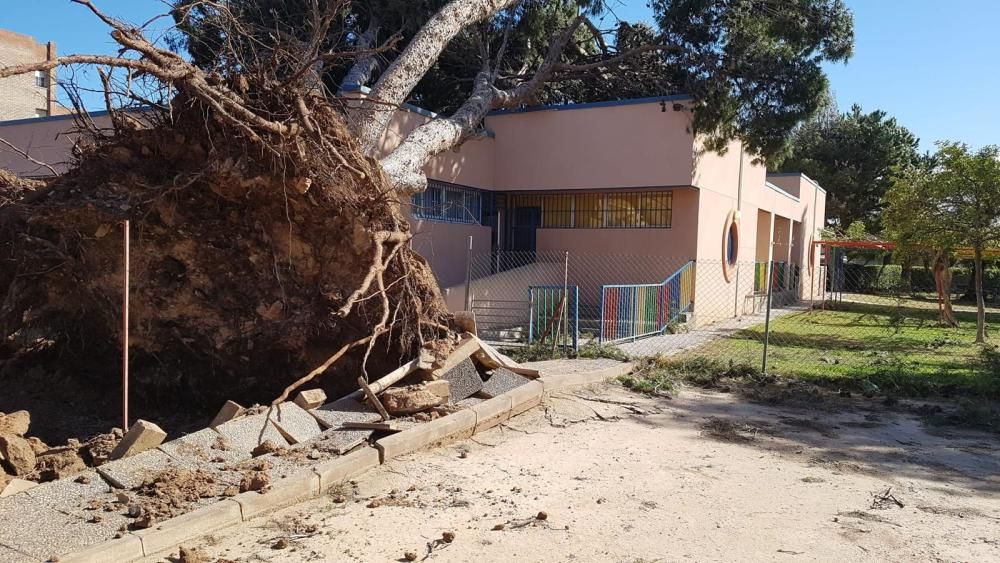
411, 181, 483, 224
510, 190, 672, 229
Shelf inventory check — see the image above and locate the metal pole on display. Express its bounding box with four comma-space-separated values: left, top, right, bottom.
762, 258, 774, 375
562, 251, 569, 354
464, 235, 473, 311
122, 220, 130, 432
733, 262, 741, 318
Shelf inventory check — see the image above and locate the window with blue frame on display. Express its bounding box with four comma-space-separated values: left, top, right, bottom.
411, 181, 483, 224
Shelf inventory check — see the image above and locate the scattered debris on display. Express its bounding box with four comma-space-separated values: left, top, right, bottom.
870, 487, 905, 510
130, 468, 219, 528
0, 477, 37, 497
357, 377, 391, 421
177, 545, 209, 563
382, 381, 450, 415
0, 434, 36, 476
240, 471, 270, 493
31, 447, 87, 481
82, 431, 122, 466
251, 440, 283, 457
210, 401, 247, 428
109, 420, 167, 460
0, 410, 30, 436
433, 358, 484, 402
294, 389, 327, 410
699, 417, 761, 443
452, 311, 477, 335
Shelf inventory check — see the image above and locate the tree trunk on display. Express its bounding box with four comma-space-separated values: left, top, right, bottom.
934, 250, 958, 328
974, 245, 987, 343
355, 0, 520, 155
900, 254, 913, 295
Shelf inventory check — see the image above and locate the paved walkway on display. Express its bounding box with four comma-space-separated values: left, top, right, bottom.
616, 304, 810, 357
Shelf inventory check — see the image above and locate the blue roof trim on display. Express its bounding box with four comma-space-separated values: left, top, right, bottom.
338, 83, 372, 94
765, 181, 801, 202
488, 94, 693, 116
766, 172, 826, 194
0, 109, 111, 127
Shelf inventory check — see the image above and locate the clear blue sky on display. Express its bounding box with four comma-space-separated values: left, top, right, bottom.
3, 0, 998, 152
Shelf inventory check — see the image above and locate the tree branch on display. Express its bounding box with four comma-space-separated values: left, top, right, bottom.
340, 16, 382, 90
354, 0, 520, 155
379, 16, 679, 194
380, 67, 496, 195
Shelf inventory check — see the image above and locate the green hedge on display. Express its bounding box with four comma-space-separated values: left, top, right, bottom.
842, 264, 1000, 293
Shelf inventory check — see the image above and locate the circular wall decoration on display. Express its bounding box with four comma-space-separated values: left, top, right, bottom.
722, 210, 739, 283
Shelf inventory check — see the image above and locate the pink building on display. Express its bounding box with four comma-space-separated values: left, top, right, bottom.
0, 92, 827, 343
362, 90, 827, 336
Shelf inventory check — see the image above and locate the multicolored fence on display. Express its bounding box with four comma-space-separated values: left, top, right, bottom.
754, 261, 799, 292
527, 285, 579, 351
599, 261, 696, 343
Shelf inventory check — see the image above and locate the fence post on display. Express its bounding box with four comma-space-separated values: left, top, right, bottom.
463, 235, 473, 311
562, 251, 569, 354
762, 259, 774, 375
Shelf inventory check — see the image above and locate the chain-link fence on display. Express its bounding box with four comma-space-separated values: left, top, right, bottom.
450, 248, 1000, 393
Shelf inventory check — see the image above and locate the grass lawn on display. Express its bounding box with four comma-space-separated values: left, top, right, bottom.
677, 299, 1000, 399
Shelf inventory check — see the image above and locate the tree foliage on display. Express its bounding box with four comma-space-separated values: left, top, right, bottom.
884, 142, 1000, 341
781, 104, 920, 230
172, 0, 855, 161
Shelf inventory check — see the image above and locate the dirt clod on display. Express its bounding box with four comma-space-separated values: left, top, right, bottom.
0, 434, 36, 476
177, 546, 209, 563
251, 440, 282, 457
131, 468, 219, 525
83, 432, 122, 466
0, 411, 30, 437
536, 511, 548, 521
404, 551, 417, 561
442, 531, 455, 543
239, 471, 270, 493
31, 448, 86, 481
272, 538, 289, 550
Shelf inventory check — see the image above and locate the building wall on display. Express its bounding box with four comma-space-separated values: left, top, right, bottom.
0, 112, 114, 176
688, 138, 768, 324
0, 29, 55, 121
408, 217, 492, 290
487, 99, 695, 191
767, 173, 828, 302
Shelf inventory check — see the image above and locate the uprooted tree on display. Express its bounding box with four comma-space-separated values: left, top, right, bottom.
0, 0, 854, 409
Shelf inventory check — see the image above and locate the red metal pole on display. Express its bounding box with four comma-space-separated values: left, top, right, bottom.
122, 220, 130, 432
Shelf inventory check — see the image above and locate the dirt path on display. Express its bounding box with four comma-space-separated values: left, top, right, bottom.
174, 384, 1000, 563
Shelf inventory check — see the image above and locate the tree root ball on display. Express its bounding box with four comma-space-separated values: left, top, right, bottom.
0, 96, 449, 411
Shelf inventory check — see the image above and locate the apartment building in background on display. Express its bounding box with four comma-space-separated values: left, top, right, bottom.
0, 29, 58, 121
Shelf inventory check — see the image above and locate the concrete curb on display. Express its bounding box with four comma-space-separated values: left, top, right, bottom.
233, 469, 321, 521
55, 362, 633, 561
134, 499, 243, 558
375, 409, 476, 462
471, 394, 513, 434
60, 534, 145, 563
313, 446, 380, 492
538, 362, 634, 394
507, 380, 544, 417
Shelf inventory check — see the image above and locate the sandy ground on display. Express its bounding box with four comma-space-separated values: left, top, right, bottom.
172, 384, 1000, 563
